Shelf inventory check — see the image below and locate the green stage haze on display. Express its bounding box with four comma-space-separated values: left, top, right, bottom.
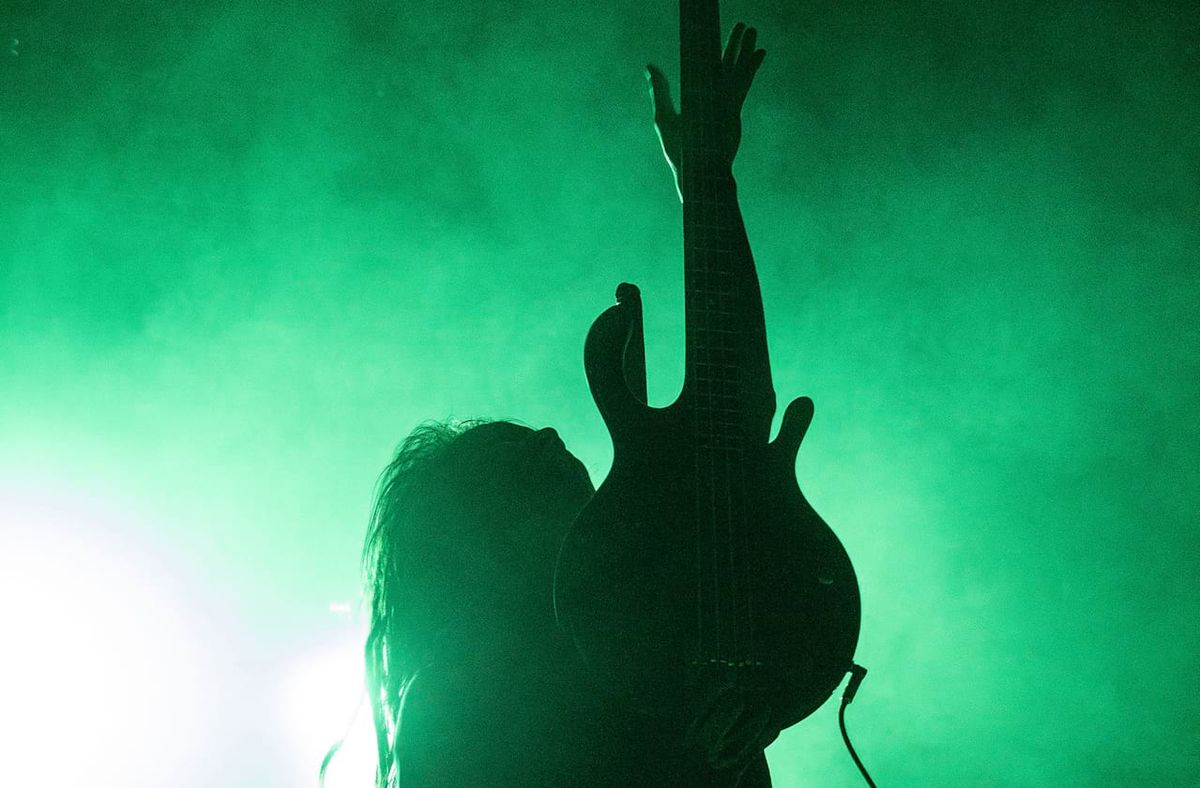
1, 1, 1196, 785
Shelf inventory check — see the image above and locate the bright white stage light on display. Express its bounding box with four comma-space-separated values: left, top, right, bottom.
0, 486, 212, 788
279, 623, 379, 787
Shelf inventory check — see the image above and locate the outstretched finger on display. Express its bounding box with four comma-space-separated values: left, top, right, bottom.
751, 47, 766, 74
723, 22, 747, 68
735, 48, 766, 104
739, 27, 758, 65
646, 63, 677, 121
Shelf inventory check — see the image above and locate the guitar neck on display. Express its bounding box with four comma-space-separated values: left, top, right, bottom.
679, 0, 774, 436
680, 0, 721, 112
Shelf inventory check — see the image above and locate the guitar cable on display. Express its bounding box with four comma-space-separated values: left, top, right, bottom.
839, 663, 877, 787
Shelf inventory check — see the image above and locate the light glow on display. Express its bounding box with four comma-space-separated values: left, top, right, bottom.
0, 486, 212, 788
279, 629, 378, 787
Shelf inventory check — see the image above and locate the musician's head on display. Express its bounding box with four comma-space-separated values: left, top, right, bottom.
362, 418, 593, 725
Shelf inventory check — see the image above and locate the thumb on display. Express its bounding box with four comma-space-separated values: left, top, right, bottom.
645, 64, 677, 121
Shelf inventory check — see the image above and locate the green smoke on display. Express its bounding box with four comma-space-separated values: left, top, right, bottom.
1, 1, 1196, 785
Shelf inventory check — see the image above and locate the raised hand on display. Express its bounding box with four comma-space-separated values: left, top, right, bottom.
646, 23, 767, 194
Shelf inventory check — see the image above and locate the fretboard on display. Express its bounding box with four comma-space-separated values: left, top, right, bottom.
679, 0, 773, 444
679, 0, 772, 669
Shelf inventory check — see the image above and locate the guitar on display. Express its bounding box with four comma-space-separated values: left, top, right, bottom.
553, 0, 861, 773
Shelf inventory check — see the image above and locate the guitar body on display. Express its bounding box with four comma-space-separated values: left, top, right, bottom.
555, 290, 861, 740
554, 0, 862, 767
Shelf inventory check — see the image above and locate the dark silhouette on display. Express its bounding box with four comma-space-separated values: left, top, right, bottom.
363, 419, 593, 785
556, 8, 858, 784
361, 419, 770, 785
355, 15, 857, 787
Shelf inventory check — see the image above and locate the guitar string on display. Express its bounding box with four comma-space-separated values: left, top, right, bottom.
682, 13, 713, 670
684, 5, 759, 672
695, 175, 741, 670
697, 120, 727, 669
679, 2, 777, 708
682, 10, 700, 673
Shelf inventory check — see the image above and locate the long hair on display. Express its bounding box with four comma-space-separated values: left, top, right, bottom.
360, 417, 493, 788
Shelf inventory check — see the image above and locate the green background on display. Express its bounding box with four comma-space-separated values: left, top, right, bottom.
1, 1, 1196, 785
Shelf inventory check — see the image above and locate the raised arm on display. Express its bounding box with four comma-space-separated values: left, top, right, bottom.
648, 26, 781, 786
648, 23, 776, 435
